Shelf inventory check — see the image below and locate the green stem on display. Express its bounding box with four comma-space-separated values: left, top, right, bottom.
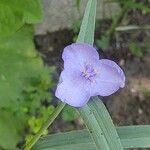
24, 102, 66, 150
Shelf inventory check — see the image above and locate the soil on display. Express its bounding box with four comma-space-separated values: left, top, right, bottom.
34, 7, 150, 150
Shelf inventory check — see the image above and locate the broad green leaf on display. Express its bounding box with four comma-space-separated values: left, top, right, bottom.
79, 97, 123, 150
0, 110, 23, 149
0, 4, 22, 38
33, 126, 150, 150
0, 25, 50, 108
76, 0, 97, 45
0, 25, 53, 149
21, 0, 42, 24
0, 0, 42, 37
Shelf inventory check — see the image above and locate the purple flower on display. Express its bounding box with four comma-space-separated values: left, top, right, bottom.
55, 43, 125, 107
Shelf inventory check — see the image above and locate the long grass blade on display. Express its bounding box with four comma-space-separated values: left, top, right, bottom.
76, 0, 97, 45
78, 97, 123, 150
33, 125, 150, 150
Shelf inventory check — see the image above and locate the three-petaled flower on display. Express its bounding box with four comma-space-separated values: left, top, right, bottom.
55, 43, 125, 107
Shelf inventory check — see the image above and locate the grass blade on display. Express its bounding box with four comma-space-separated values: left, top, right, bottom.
76, 0, 97, 45
33, 130, 95, 150
33, 125, 150, 150
118, 125, 150, 149
78, 97, 123, 150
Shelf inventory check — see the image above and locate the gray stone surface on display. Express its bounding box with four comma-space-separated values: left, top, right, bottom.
35, 0, 120, 34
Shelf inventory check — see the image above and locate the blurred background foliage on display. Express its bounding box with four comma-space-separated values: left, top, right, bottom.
0, 0, 149, 149
0, 0, 55, 149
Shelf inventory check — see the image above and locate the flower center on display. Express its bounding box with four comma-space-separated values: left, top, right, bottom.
82, 64, 97, 81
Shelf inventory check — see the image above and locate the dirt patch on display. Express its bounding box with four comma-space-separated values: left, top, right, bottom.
106, 54, 150, 126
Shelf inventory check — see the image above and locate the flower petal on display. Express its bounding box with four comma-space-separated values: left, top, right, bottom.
55, 69, 90, 107
89, 59, 125, 96
100, 59, 125, 88
60, 68, 81, 82
56, 43, 125, 107
62, 43, 99, 70
55, 82, 90, 107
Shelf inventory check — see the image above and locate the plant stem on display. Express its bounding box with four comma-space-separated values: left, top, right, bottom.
24, 102, 65, 150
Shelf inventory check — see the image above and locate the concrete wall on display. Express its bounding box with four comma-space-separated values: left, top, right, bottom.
35, 0, 120, 34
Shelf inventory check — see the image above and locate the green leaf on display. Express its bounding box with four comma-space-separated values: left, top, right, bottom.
0, 4, 22, 38
118, 125, 150, 149
0, 0, 42, 37
0, 10, 53, 148
76, 0, 97, 45
0, 110, 22, 149
33, 130, 95, 150
78, 97, 123, 150
0, 25, 50, 108
21, 0, 42, 24
0, 25, 53, 149
33, 125, 150, 150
